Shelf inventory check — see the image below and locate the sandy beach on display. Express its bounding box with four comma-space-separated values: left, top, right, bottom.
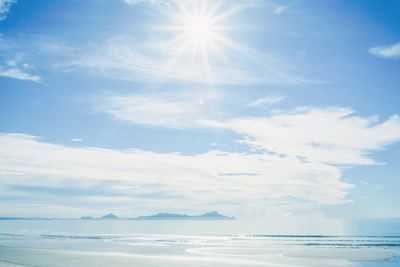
1, 242, 398, 267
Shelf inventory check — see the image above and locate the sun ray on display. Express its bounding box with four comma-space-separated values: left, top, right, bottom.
210, 2, 251, 24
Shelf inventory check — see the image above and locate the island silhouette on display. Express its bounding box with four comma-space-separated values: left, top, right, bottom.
0, 211, 236, 221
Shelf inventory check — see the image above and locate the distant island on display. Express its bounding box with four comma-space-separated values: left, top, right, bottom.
81, 211, 236, 221
80, 213, 120, 220
0, 211, 236, 221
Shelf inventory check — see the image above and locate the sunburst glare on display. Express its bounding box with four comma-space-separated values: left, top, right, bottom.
156, 0, 245, 83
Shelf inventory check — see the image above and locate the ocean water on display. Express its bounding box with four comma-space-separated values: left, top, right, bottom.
0, 220, 399, 267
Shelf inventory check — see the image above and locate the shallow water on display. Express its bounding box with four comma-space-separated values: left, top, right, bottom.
0, 220, 399, 266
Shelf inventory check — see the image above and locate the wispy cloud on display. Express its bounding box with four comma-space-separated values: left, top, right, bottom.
201, 107, 400, 165
90, 93, 400, 166
0, 54, 41, 82
0, 0, 16, 21
0, 68, 40, 82
273, 5, 287, 15
247, 95, 285, 108
369, 42, 400, 59
62, 33, 314, 85
61, 0, 318, 85
122, 0, 258, 8
90, 90, 220, 128
122, 0, 172, 5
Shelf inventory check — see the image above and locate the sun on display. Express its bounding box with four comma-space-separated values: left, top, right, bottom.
165, 1, 230, 53
155, 1, 244, 83
183, 15, 216, 45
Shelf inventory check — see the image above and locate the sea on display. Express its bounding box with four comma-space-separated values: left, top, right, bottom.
0, 220, 399, 267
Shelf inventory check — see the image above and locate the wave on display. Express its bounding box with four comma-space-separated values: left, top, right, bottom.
2, 231, 400, 250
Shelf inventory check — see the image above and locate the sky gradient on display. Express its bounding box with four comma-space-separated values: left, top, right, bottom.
0, 0, 400, 233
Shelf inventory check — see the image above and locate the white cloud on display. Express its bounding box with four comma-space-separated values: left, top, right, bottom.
369, 42, 400, 59
202, 107, 400, 165
0, 68, 40, 82
2, 106, 400, 216
248, 95, 285, 108
273, 5, 287, 15
0, 133, 352, 211
70, 138, 83, 142
0, 0, 15, 21
90, 90, 220, 128
89, 94, 400, 166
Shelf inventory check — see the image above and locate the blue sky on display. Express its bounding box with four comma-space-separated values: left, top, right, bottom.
0, 0, 400, 233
